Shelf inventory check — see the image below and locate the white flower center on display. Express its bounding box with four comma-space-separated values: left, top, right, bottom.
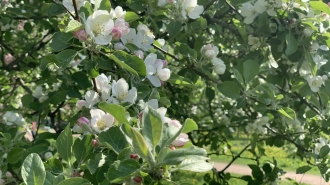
97, 120, 107, 130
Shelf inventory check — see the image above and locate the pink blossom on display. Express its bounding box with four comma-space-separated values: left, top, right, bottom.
114, 18, 129, 35
328, 2, 330, 7
77, 117, 89, 126
4, 54, 15, 65
171, 133, 189, 147
92, 139, 98, 147
168, 119, 182, 128
134, 50, 144, 59
76, 100, 86, 110
17, 22, 25, 31
73, 30, 87, 41
111, 27, 122, 40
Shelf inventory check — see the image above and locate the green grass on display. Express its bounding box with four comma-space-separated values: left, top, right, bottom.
168, 170, 310, 185
209, 139, 319, 175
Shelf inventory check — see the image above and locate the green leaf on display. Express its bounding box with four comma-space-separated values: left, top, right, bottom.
65, 20, 83, 32
296, 166, 312, 174
98, 102, 129, 124
161, 146, 208, 165
56, 49, 78, 68
7, 147, 25, 164
44, 172, 55, 185
243, 59, 259, 83
49, 32, 72, 52
167, 21, 182, 37
232, 69, 245, 88
50, 91, 67, 105
113, 51, 146, 77
21, 153, 46, 185
107, 159, 141, 183
250, 133, 258, 153
73, 134, 93, 163
305, 50, 317, 76
44, 158, 63, 175
48, 3, 66, 16
142, 106, 163, 149
319, 145, 330, 158
86, 153, 106, 174
278, 107, 296, 120
167, 73, 193, 86
57, 178, 92, 185
125, 12, 140, 23
131, 126, 150, 160
310, 1, 330, 14
285, 33, 298, 56
99, 127, 129, 154
182, 118, 198, 133
56, 125, 73, 162
217, 81, 241, 99
72, 71, 92, 89
109, 51, 146, 78
40, 54, 58, 70
178, 159, 214, 172
248, 164, 264, 181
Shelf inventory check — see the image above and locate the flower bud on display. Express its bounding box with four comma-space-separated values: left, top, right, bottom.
322, 75, 328, 81
157, 68, 171, 81
133, 176, 142, 184
5, 172, 12, 178
204, 50, 215, 59
328, 2, 330, 7
111, 27, 122, 40
169, 146, 176, 150
171, 133, 189, 147
77, 117, 89, 126
92, 139, 98, 147
73, 30, 87, 41
130, 154, 139, 160
134, 50, 144, 59
0, 179, 5, 185
4, 54, 15, 65
76, 100, 86, 110
44, 152, 53, 160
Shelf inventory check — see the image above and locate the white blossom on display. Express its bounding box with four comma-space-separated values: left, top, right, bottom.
144, 53, 171, 87
3, 112, 25, 126
314, 137, 330, 155
201, 44, 219, 59
109, 78, 137, 104
181, 0, 204, 19
306, 75, 323, 92
110, 6, 126, 19
240, 2, 259, 24
32, 85, 43, 98
313, 54, 328, 69
84, 90, 100, 108
85, 10, 114, 45
248, 35, 261, 50
212, 58, 226, 75
90, 109, 114, 133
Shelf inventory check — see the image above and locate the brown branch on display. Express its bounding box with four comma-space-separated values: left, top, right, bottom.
72, 0, 81, 22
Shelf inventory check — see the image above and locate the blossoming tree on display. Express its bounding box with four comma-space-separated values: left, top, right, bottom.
1, 0, 330, 184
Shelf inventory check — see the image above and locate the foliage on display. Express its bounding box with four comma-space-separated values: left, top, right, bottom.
1, 0, 330, 185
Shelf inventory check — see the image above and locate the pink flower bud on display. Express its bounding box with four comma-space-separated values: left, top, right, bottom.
168, 120, 182, 128
130, 153, 139, 160
111, 27, 122, 40
139, 112, 143, 120
17, 22, 25, 31
133, 176, 142, 184
134, 50, 144, 59
73, 30, 87, 41
4, 54, 15, 65
76, 100, 86, 110
162, 60, 168, 67
328, 2, 330, 7
77, 117, 89, 126
171, 133, 189, 147
115, 18, 130, 35
92, 139, 98, 147
169, 146, 176, 150
5, 172, 12, 178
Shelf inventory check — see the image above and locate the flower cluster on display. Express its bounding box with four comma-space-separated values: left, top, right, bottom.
201, 44, 226, 75
144, 53, 171, 87
240, 0, 282, 24
158, 0, 204, 20
119, 24, 155, 51
314, 137, 330, 156
245, 116, 269, 135
2, 111, 25, 126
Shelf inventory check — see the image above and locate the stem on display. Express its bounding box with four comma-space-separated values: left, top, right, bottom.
72, 0, 81, 22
